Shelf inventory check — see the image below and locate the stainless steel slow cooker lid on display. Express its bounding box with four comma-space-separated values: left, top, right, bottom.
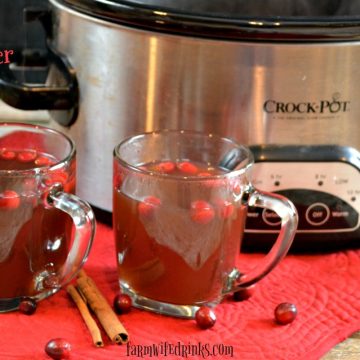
55, 0, 360, 41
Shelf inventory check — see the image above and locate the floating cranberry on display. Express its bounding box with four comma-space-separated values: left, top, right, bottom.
35, 156, 54, 167
18, 298, 37, 315
217, 200, 235, 219
17, 151, 37, 163
177, 161, 198, 175
52, 171, 69, 185
195, 306, 216, 329
138, 196, 161, 219
233, 285, 256, 301
155, 161, 175, 174
0, 190, 20, 210
274, 302, 298, 325
45, 338, 72, 360
44, 171, 69, 187
113, 293, 132, 314
0, 149, 16, 160
190, 200, 215, 224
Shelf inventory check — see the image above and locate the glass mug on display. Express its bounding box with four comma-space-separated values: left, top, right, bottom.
0, 123, 95, 312
113, 130, 298, 318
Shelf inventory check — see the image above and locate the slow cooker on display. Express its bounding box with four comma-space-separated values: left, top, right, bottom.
1, 0, 360, 250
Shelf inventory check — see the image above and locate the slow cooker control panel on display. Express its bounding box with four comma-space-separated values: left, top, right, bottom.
245, 145, 360, 237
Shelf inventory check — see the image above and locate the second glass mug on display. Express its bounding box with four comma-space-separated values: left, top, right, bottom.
0, 123, 95, 312
113, 130, 298, 318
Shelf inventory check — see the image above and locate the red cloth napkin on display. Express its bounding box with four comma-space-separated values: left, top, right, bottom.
1, 222, 360, 360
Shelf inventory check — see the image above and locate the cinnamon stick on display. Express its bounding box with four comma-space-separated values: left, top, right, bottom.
76, 272, 129, 344
78, 269, 87, 279
67, 284, 104, 348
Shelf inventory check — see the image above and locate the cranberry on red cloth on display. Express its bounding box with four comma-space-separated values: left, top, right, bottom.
1, 222, 360, 359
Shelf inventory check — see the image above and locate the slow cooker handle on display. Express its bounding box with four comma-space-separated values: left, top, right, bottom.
0, 8, 79, 126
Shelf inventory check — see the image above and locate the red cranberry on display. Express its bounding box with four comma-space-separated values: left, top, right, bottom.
0, 149, 16, 160
155, 161, 175, 174
190, 200, 215, 224
138, 196, 161, 218
233, 285, 256, 301
17, 151, 37, 163
45, 171, 69, 187
177, 161, 198, 175
113, 293, 132, 314
195, 306, 216, 329
35, 156, 54, 167
45, 338, 71, 360
0, 190, 20, 210
19, 298, 37, 315
274, 302, 298, 325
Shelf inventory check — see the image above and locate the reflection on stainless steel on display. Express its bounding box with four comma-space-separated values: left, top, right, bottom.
49, 0, 360, 212
145, 37, 158, 133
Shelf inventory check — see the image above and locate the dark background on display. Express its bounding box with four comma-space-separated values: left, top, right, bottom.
0, 0, 46, 50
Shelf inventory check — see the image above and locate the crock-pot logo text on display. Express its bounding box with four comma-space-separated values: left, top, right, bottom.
0, 49, 14, 64
263, 97, 350, 115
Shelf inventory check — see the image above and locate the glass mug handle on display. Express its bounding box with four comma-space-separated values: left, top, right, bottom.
228, 188, 298, 291
44, 185, 96, 289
